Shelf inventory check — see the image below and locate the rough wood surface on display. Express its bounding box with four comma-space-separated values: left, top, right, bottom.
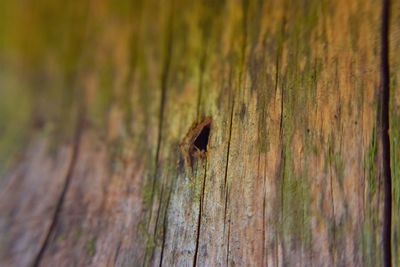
0, 0, 399, 266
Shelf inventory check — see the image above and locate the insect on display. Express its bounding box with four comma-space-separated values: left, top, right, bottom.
179, 117, 212, 174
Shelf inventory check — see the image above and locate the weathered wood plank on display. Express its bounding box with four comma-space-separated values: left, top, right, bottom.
0, 141, 73, 266
0, 0, 398, 266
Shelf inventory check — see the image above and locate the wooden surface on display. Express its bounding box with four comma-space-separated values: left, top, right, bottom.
0, 0, 399, 266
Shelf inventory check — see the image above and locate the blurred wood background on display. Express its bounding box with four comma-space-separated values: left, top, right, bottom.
0, 0, 399, 266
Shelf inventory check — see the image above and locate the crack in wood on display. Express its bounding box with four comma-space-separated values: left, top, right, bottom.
223, 96, 234, 235
147, 5, 172, 225
32, 106, 85, 267
153, 184, 165, 237
279, 146, 286, 266
274, 15, 286, 103
380, 0, 392, 266
328, 143, 337, 265
193, 158, 207, 267
258, 150, 268, 266
158, 175, 174, 267
143, 5, 174, 265
226, 213, 231, 267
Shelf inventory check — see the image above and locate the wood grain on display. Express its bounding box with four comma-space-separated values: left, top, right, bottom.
0, 0, 398, 266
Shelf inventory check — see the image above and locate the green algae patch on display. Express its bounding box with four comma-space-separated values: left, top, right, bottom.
0, 68, 32, 174
279, 146, 312, 256
85, 237, 97, 257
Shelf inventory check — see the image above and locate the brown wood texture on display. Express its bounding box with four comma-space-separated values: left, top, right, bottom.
0, 0, 399, 266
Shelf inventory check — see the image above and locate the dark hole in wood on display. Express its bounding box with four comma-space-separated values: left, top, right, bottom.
193, 123, 210, 152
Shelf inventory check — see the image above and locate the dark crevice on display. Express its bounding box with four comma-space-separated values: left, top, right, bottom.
380, 0, 392, 266
274, 15, 286, 100
154, 5, 173, 176
223, 95, 235, 232
180, 118, 212, 174
32, 105, 85, 267
193, 124, 210, 153
159, 175, 174, 267
158, 203, 168, 267
262, 157, 268, 266
279, 146, 286, 266
193, 158, 207, 267
226, 215, 231, 266
153, 184, 165, 236
279, 79, 285, 138
277, 4, 287, 138
224, 97, 235, 192
259, 151, 267, 266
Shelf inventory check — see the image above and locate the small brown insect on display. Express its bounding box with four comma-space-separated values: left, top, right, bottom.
179, 117, 212, 173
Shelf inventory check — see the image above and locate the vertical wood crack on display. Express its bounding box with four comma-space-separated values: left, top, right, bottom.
224, 96, 235, 199
158, 174, 174, 267
328, 143, 337, 265
380, 0, 392, 266
193, 158, 207, 267
144, 4, 174, 264
32, 105, 85, 267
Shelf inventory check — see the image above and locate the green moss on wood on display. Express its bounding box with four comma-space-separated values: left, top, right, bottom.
0, 69, 32, 174
85, 237, 97, 257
